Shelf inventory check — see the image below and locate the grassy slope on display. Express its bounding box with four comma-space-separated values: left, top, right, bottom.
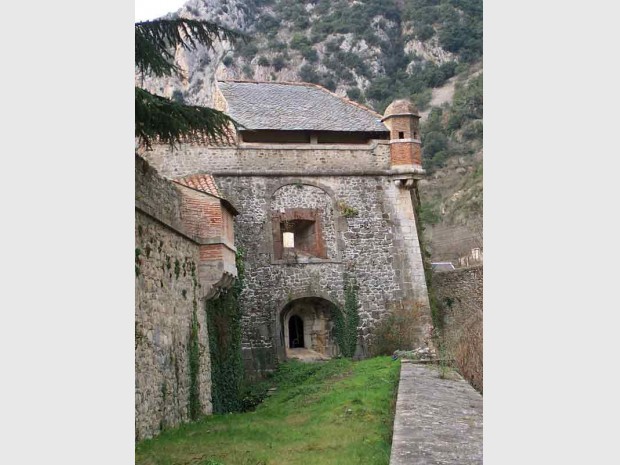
136, 357, 400, 465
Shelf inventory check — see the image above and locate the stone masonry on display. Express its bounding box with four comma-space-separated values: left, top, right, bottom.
390, 362, 483, 465
433, 265, 483, 327
135, 156, 238, 439
145, 151, 432, 373
142, 82, 433, 375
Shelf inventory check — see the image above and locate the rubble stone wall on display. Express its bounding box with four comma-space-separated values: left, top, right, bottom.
135, 156, 212, 440
141, 141, 392, 178
433, 265, 483, 326
215, 174, 431, 374
143, 144, 432, 375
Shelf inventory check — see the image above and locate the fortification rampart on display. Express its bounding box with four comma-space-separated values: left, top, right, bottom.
433, 265, 483, 392
141, 141, 394, 178
135, 156, 213, 440
143, 138, 431, 375
215, 173, 431, 373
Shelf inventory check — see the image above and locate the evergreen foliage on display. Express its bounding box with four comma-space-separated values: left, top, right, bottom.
135, 18, 244, 149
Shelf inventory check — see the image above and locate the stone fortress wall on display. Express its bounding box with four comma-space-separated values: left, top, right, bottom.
144, 138, 432, 374
135, 156, 213, 440
433, 265, 483, 325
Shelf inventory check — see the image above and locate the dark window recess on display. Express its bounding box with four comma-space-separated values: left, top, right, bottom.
281, 220, 316, 254
398, 131, 404, 139
272, 208, 327, 260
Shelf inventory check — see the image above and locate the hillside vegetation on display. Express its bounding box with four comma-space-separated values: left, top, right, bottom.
143, 0, 483, 262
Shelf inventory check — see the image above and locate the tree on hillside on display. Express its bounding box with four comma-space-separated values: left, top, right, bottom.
135, 19, 244, 149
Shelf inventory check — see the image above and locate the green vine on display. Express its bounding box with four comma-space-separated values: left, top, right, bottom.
206, 248, 245, 413
337, 201, 359, 218
188, 299, 201, 420
333, 275, 360, 358
174, 258, 181, 279
135, 248, 142, 276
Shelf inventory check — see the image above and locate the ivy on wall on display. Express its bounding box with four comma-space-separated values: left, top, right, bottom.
206, 249, 246, 413
333, 275, 360, 358
188, 299, 201, 420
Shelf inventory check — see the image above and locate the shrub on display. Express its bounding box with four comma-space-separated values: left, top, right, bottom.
237, 42, 258, 59
257, 56, 270, 67
346, 87, 362, 102
301, 48, 319, 63
171, 90, 184, 103
325, 38, 342, 54
272, 55, 286, 71
242, 64, 253, 78
290, 33, 311, 51
299, 64, 320, 84
370, 301, 426, 356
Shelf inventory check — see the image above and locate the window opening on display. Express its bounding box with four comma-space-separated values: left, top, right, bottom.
398, 131, 404, 139
283, 231, 295, 248
281, 219, 318, 257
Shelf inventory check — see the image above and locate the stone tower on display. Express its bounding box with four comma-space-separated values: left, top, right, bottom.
143, 81, 433, 375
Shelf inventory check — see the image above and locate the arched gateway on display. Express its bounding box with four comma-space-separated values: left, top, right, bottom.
279, 297, 339, 361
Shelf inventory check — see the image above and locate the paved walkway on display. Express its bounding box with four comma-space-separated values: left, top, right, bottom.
390, 361, 483, 465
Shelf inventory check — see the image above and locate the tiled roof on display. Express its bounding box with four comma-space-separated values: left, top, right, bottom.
383, 99, 420, 118
174, 174, 221, 197
174, 174, 239, 215
218, 81, 389, 133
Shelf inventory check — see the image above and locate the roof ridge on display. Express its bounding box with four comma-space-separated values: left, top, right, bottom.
217, 79, 385, 120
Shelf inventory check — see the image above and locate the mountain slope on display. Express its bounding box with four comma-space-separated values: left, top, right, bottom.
138, 0, 483, 264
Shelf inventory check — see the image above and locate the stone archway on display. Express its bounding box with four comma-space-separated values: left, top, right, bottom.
280, 297, 339, 361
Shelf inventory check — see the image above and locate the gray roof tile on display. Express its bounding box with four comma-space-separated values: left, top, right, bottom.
218, 81, 388, 133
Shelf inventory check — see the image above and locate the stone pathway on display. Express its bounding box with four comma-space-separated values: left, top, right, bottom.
390, 361, 483, 465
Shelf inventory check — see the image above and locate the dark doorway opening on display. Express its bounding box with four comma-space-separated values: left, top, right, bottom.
288, 315, 304, 348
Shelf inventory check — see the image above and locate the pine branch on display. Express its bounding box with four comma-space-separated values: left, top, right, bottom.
135, 18, 244, 78
135, 87, 240, 149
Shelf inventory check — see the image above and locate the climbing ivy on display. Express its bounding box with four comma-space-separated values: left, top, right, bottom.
188, 299, 201, 420
333, 275, 360, 358
206, 248, 245, 413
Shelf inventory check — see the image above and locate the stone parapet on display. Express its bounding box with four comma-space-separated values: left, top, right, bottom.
390, 362, 483, 465
141, 141, 392, 179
